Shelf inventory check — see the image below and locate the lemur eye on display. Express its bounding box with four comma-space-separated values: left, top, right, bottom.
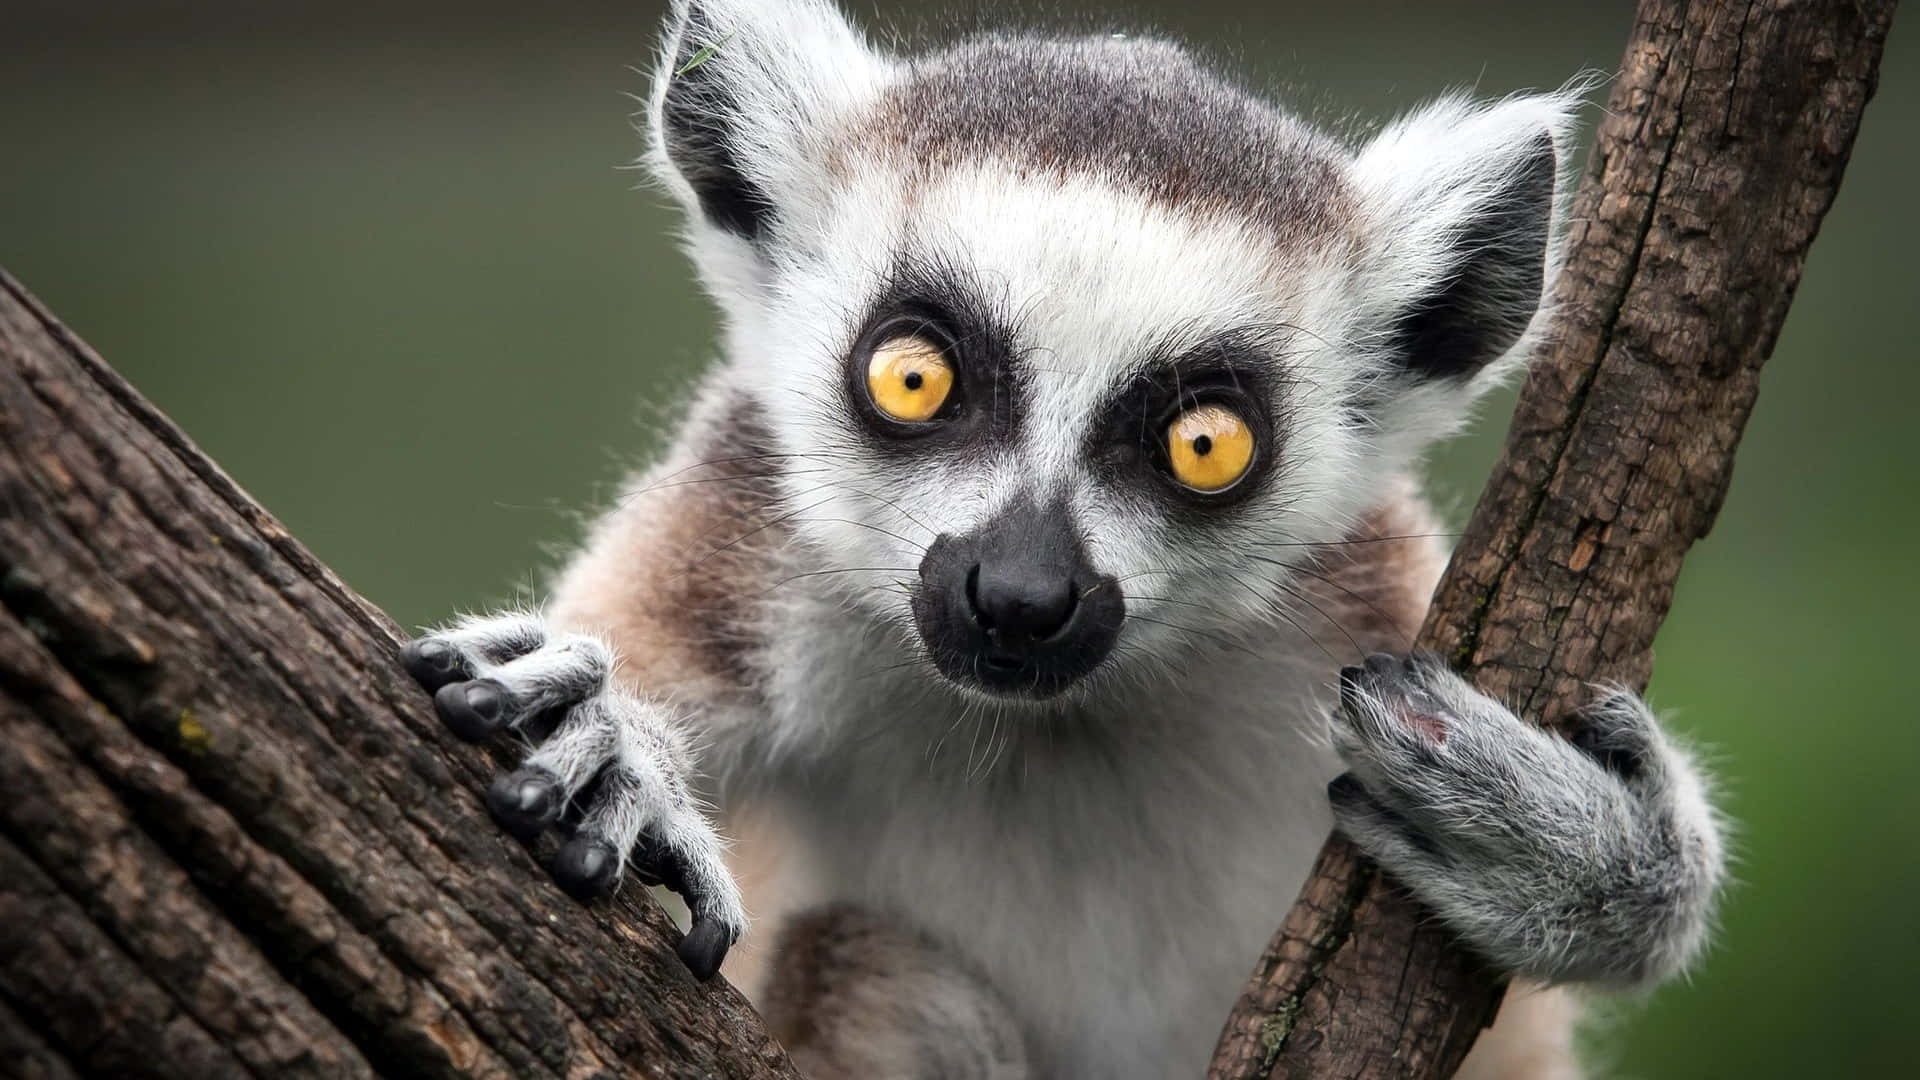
865, 335, 955, 423
1166, 404, 1255, 493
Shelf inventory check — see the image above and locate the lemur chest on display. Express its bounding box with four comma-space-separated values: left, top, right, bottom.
779, 688, 1342, 1078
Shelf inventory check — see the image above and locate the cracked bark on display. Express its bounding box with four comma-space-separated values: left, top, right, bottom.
0, 270, 801, 1078
1207, 1, 1895, 1078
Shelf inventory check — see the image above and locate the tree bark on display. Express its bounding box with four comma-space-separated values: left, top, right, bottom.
1208, 1, 1895, 1078
0, 271, 801, 1077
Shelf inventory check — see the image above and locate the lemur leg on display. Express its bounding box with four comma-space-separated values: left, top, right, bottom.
402, 612, 747, 977
1328, 653, 1724, 988
759, 905, 1030, 1080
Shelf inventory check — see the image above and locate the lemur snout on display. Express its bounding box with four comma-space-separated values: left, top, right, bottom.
966, 560, 1078, 641
911, 495, 1124, 697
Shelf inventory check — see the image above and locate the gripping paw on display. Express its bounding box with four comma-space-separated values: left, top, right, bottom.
1327, 653, 1724, 987
402, 612, 746, 979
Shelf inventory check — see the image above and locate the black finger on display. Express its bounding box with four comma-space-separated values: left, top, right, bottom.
402, 638, 471, 693
487, 767, 566, 841
551, 836, 621, 900
627, 836, 732, 978
435, 679, 514, 742
677, 916, 732, 981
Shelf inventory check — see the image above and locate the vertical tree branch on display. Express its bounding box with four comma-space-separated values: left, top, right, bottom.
1208, 1, 1895, 1077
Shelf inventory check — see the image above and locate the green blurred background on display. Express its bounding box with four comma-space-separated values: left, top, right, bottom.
3, 1, 1912, 1075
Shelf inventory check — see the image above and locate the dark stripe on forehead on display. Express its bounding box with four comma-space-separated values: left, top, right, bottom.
865, 34, 1355, 239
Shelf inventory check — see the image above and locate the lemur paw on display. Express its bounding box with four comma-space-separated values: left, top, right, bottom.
1327, 653, 1724, 987
402, 612, 746, 979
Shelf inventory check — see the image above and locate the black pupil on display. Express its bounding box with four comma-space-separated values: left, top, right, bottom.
1192, 434, 1213, 456
903, 371, 924, 391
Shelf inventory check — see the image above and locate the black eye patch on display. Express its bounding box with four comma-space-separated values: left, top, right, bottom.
1087, 335, 1285, 512
840, 253, 1022, 452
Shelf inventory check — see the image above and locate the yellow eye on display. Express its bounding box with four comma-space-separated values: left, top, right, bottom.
865, 335, 955, 423
1166, 404, 1256, 492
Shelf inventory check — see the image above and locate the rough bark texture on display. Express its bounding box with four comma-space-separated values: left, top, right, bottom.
0, 270, 801, 1078
1208, 1, 1895, 1078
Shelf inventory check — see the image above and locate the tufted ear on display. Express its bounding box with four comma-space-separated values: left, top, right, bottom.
648, 0, 890, 244
1350, 91, 1580, 380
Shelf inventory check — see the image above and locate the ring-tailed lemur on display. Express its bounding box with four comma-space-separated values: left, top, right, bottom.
401, 2, 1726, 1076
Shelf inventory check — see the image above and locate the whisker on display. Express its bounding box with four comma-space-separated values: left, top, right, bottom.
619, 449, 866, 502
621, 466, 834, 500
1248, 531, 1460, 550
764, 565, 920, 593
1209, 564, 1344, 663
789, 516, 930, 553
1126, 614, 1261, 659
1281, 561, 1403, 634
1269, 578, 1366, 657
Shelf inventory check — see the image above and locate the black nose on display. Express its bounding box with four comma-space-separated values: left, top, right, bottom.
967, 562, 1077, 640
910, 493, 1125, 698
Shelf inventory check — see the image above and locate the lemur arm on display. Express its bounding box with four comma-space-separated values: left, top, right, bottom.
1301, 484, 1724, 989
543, 384, 786, 733
399, 382, 784, 976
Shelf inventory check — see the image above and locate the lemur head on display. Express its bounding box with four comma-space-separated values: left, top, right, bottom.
646, 0, 1577, 702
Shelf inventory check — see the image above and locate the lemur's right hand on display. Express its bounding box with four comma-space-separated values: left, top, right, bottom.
401, 612, 746, 979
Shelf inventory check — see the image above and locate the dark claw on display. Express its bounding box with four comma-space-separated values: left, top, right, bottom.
1327, 773, 1444, 860
629, 834, 688, 893
1570, 723, 1646, 780
1362, 652, 1402, 677
1337, 665, 1366, 711
1327, 772, 1368, 806
551, 837, 620, 900
677, 916, 733, 981
402, 638, 470, 693
487, 768, 565, 841
623, 836, 730, 978
435, 679, 512, 742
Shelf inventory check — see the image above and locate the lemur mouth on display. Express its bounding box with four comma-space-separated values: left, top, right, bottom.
908, 495, 1125, 698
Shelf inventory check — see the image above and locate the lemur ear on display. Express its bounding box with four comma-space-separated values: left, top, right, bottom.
648, 0, 888, 243
1350, 91, 1580, 380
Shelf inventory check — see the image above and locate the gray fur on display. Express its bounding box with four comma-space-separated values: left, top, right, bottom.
1330, 654, 1724, 986
867, 35, 1354, 239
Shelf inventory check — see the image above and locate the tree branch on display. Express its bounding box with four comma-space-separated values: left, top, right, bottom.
0, 270, 800, 1078
1208, 1, 1895, 1077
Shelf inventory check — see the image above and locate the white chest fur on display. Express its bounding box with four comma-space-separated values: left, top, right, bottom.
758, 618, 1346, 1078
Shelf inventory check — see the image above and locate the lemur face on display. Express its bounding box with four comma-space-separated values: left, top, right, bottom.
649, 0, 1572, 701
792, 172, 1340, 699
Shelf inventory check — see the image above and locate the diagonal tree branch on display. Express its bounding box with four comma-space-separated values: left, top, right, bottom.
0, 269, 801, 1079
1208, 1, 1896, 1077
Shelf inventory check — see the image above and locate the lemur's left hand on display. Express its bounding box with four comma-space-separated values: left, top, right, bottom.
1328, 653, 1724, 987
